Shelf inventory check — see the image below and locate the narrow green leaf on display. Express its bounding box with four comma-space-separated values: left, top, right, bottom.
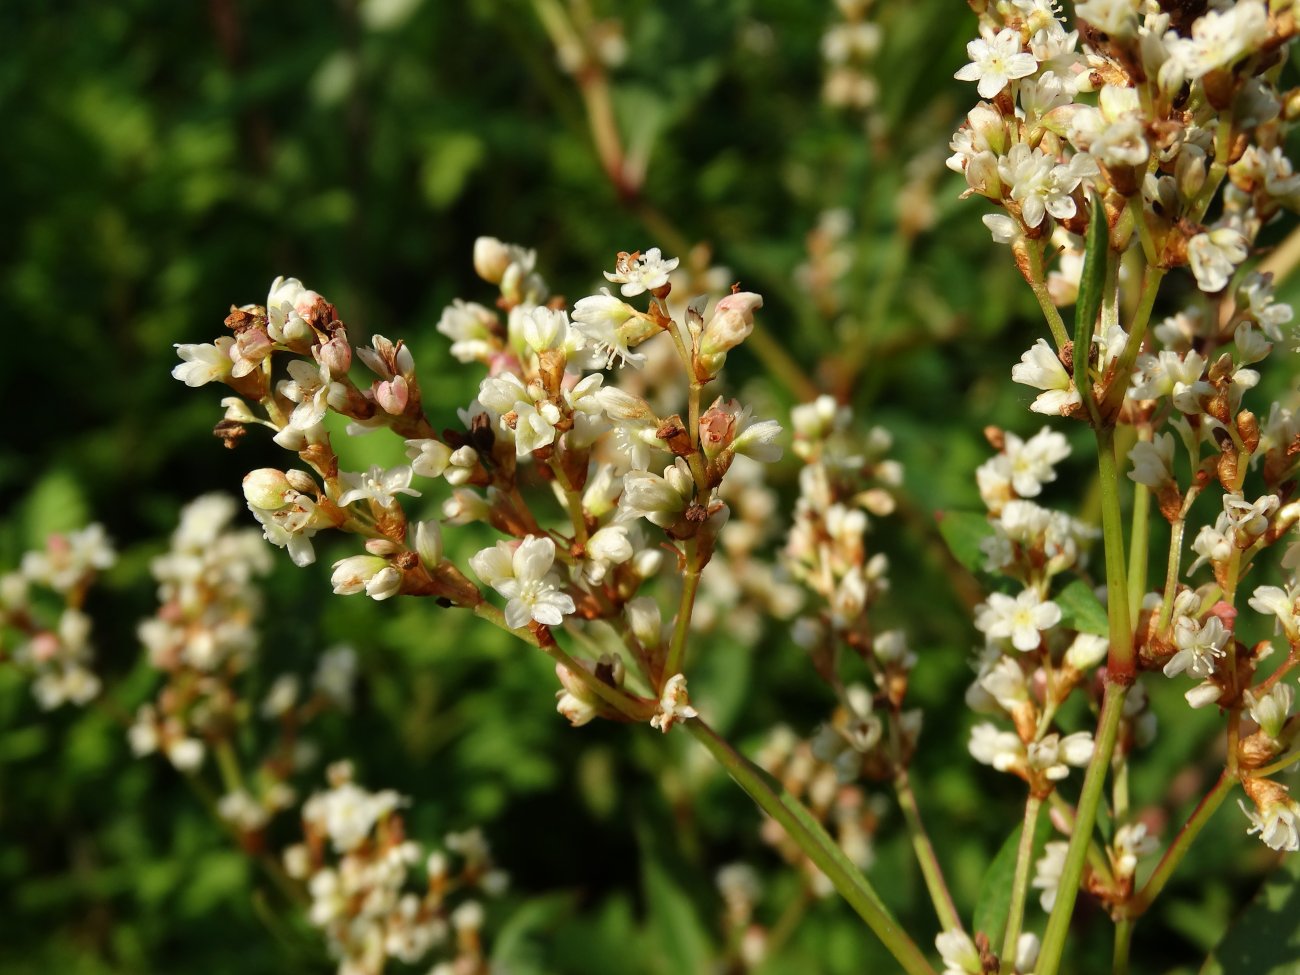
1073, 192, 1109, 402
1055, 578, 1109, 636
643, 857, 713, 975
1201, 852, 1300, 975
937, 510, 993, 575
974, 814, 1044, 947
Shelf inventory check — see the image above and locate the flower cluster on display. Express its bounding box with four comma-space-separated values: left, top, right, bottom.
283, 761, 507, 975
950, 0, 1300, 866
0, 524, 116, 709
175, 240, 785, 738
821, 0, 882, 111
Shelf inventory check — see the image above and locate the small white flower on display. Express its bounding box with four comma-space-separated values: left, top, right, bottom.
470, 535, 576, 629
1188, 228, 1249, 294
1033, 841, 1069, 910
572, 288, 649, 367
1246, 683, 1294, 740
336, 464, 421, 508
1239, 795, 1300, 852
936, 929, 982, 975
650, 673, 698, 732
954, 27, 1039, 99
1249, 584, 1300, 637
1028, 731, 1094, 780
1164, 614, 1228, 679
1012, 339, 1081, 415
976, 588, 1062, 651
969, 722, 1024, 772
1111, 822, 1159, 881
1128, 432, 1176, 488
172, 338, 235, 387
603, 248, 680, 297
617, 460, 694, 527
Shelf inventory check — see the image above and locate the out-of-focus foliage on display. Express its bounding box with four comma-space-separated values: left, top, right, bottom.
2, 1, 1296, 973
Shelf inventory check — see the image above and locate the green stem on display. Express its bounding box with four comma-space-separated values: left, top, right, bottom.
1037, 681, 1130, 975
895, 767, 963, 934
1127, 483, 1149, 622
663, 538, 702, 681
1254, 746, 1300, 778
1113, 916, 1134, 975
473, 602, 652, 720
1096, 426, 1134, 675
1047, 792, 1116, 889
1126, 771, 1235, 917
1157, 514, 1187, 633
1027, 240, 1071, 350
685, 718, 936, 975
1099, 267, 1166, 419
1000, 795, 1042, 973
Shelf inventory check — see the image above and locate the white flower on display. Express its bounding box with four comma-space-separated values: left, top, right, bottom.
976, 588, 1062, 651
1127, 432, 1176, 488
979, 655, 1029, 713
1005, 426, 1071, 497
650, 673, 698, 732
336, 464, 421, 508
279, 358, 343, 430
984, 213, 1022, 245
1239, 796, 1300, 852
1033, 841, 1069, 910
470, 535, 576, 629
954, 27, 1039, 99
969, 722, 1024, 772
603, 248, 680, 297
936, 929, 982, 975
1164, 614, 1228, 679
331, 555, 402, 600
1246, 683, 1294, 740
1249, 584, 1300, 637
172, 338, 235, 387
572, 288, 648, 367
437, 299, 499, 362
999, 144, 1095, 228
1065, 633, 1109, 670
1169, 1, 1269, 80
1112, 822, 1158, 880
617, 460, 693, 527
1027, 731, 1094, 780
1012, 339, 1081, 415
405, 438, 453, 479
1188, 228, 1249, 294
1075, 0, 1140, 37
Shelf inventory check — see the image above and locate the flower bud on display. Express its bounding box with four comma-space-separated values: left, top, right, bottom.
244, 469, 293, 510
626, 596, 663, 650
413, 520, 443, 567
318, 334, 353, 377
698, 292, 763, 377
473, 236, 513, 284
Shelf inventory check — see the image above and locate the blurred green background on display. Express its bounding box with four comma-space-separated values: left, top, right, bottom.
2, 1, 1298, 973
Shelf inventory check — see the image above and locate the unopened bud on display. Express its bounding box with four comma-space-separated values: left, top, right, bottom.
473, 236, 512, 284
413, 520, 443, 567
243, 469, 292, 509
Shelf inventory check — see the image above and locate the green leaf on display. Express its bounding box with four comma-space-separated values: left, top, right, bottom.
1073, 191, 1108, 399
643, 854, 713, 975
490, 891, 577, 973
973, 810, 1044, 947
1201, 853, 1300, 975
1196, 852, 1300, 972
1055, 578, 1109, 636
937, 510, 992, 575
21, 469, 90, 550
